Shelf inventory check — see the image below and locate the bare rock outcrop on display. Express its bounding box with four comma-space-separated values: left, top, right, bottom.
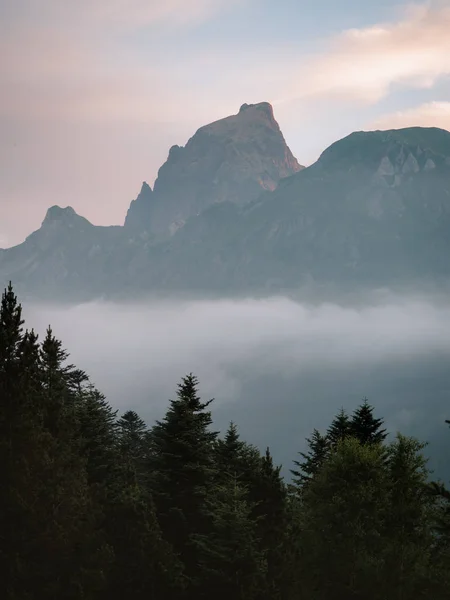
124, 102, 303, 236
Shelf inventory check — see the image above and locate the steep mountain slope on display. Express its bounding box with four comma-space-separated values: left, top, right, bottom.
1, 120, 450, 301
240, 127, 450, 286
0, 206, 130, 301
124, 102, 303, 237
143, 126, 450, 292
124, 182, 154, 232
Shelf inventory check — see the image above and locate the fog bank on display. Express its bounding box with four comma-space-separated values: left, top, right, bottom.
24, 294, 450, 478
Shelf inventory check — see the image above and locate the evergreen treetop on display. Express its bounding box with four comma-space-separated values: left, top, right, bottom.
350, 397, 388, 445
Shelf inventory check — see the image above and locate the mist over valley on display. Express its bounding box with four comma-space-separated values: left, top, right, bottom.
24, 290, 450, 480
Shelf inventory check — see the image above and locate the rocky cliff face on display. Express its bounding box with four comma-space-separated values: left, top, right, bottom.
124, 102, 303, 237
132, 126, 450, 293
124, 182, 154, 233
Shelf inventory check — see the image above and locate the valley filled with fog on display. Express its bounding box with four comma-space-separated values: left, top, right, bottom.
24, 291, 450, 481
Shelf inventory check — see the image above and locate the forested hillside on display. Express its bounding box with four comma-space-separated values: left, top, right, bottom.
1, 283, 449, 599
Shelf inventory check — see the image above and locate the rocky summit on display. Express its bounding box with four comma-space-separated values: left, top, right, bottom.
124, 102, 303, 238
1, 104, 450, 301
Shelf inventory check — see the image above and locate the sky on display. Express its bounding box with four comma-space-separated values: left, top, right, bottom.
1, 0, 450, 247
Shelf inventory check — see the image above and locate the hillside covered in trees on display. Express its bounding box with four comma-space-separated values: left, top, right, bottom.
1, 283, 449, 599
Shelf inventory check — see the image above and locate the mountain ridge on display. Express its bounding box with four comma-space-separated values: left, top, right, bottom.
1, 106, 450, 301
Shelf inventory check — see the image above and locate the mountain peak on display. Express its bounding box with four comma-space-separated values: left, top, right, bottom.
140, 181, 152, 193
196, 101, 280, 139
13, 205, 94, 255
124, 182, 154, 230
239, 101, 274, 118
316, 126, 450, 178
44, 205, 78, 223
125, 102, 303, 236
40, 205, 92, 234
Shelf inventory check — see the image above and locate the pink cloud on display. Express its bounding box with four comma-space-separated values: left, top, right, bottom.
370, 101, 450, 131
276, 3, 450, 105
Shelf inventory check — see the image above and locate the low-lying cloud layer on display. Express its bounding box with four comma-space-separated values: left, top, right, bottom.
24, 293, 450, 478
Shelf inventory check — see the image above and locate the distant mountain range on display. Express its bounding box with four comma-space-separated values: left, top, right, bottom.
1, 102, 450, 301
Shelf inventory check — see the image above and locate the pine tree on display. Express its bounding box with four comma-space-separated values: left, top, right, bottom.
300, 437, 389, 600
215, 422, 246, 480
148, 374, 218, 585
280, 493, 306, 599
192, 475, 266, 600
74, 383, 120, 593
77, 385, 118, 488
104, 483, 183, 600
428, 419, 450, 596
36, 328, 110, 599
0, 282, 26, 450
0, 282, 24, 369
117, 409, 156, 492
327, 407, 351, 447
40, 326, 78, 436
381, 435, 437, 599
290, 428, 329, 487
105, 413, 184, 600
252, 448, 289, 600
215, 421, 262, 491
0, 284, 34, 597
0, 285, 109, 598
350, 398, 387, 445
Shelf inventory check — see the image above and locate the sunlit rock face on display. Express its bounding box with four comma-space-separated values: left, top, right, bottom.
124, 102, 303, 237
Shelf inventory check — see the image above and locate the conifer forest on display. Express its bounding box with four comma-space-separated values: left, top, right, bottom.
1, 283, 449, 599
